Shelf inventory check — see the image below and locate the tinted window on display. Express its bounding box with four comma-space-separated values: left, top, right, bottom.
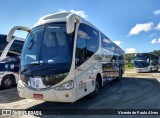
118, 50, 124, 61
114, 44, 119, 55
76, 23, 99, 61
101, 34, 114, 51
114, 44, 123, 60
22, 26, 45, 65
150, 54, 159, 65
7, 40, 24, 56
151, 54, 158, 60
40, 23, 72, 64
134, 53, 148, 60
0, 35, 8, 55
76, 30, 87, 65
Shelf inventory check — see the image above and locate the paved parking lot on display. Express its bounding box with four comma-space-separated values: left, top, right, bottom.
0, 70, 160, 118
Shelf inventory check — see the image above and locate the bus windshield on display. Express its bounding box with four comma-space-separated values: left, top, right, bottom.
134, 53, 148, 60
134, 61, 149, 68
21, 22, 74, 76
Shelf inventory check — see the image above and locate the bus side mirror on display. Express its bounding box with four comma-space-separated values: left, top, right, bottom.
7, 26, 31, 42
66, 14, 79, 34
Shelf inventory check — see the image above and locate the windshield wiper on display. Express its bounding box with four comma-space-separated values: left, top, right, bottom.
21, 62, 40, 74
29, 67, 55, 73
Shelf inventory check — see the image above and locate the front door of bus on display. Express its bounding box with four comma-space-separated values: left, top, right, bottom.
75, 35, 95, 99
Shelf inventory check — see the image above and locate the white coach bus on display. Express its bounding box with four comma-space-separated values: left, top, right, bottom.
7, 12, 124, 102
133, 53, 159, 72
0, 37, 24, 89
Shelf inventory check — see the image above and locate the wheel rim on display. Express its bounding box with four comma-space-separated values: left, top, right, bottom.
4, 77, 12, 88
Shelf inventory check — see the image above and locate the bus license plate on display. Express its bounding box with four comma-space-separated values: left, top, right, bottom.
33, 94, 43, 98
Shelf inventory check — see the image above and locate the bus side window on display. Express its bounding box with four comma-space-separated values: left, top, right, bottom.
101, 34, 114, 52
7, 40, 24, 57
75, 30, 87, 67
75, 23, 99, 67
85, 27, 99, 59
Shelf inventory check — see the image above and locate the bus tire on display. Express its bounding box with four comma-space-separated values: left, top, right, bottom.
1, 75, 15, 89
116, 69, 122, 80
156, 67, 159, 72
89, 77, 100, 98
119, 69, 123, 79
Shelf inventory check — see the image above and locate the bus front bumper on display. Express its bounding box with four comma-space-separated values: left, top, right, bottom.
135, 67, 150, 72
17, 80, 76, 102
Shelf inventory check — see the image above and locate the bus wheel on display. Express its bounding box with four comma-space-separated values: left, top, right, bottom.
116, 69, 122, 80
89, 77, 100, 98
1, 75, 15, 89
156, 67, 159, 72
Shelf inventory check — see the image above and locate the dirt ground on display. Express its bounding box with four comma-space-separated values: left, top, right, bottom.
0, 70, 160, 118
124, 69, 160, 80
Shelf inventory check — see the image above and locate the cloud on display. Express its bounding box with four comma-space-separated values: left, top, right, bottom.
151, 38, 160, 44
155, 22, 160, 30
58, 9, 88, 19
128, 22, 153, 36
113, 41, 121, 46
149, 33, 156, 38
153, 9, 160, 15
126, 48, 137, 53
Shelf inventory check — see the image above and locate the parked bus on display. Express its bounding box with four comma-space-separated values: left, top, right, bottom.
133, 53, 159, 72
0, 37, 24, 89
0, 34, 9, 55
7, 12, 125, 102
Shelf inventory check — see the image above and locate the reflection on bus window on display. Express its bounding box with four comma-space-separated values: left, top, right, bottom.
7, 40, 24, 57
76, 23, 99, 66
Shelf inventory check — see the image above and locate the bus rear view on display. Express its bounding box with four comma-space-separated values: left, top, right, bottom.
133, 53, 159, 72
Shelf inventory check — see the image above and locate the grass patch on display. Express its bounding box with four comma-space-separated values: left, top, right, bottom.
125, 62, 134, 70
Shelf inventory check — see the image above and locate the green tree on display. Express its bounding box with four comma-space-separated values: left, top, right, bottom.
124, 53, 135, 62
151, 50, 160, 57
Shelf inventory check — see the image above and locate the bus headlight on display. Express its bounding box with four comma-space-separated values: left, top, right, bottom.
55, 80, 74, 90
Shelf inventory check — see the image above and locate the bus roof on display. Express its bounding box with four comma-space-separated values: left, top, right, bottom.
33, 12, 99, 31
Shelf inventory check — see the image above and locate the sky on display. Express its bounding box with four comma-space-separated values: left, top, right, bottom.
0, 0, 160, 53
